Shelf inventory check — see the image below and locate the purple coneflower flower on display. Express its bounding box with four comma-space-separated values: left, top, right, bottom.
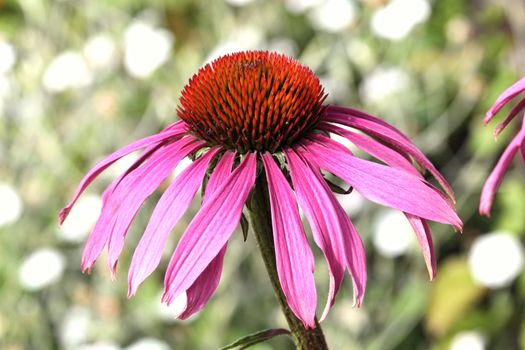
59, 51, 461, 328
480, 77, 525, 216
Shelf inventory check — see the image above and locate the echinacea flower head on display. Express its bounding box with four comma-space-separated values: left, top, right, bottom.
480, 77, 525, 216
59, 51, 462, 328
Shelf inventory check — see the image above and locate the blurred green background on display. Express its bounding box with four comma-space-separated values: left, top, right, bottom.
1, 0, 525, 349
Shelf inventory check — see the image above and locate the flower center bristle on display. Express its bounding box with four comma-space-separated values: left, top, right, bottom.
177, 51, 327, 153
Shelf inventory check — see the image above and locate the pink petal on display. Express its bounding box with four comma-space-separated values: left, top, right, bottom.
301, 140, 462, 229
494, 98, 525, 137
202, 151, 236, 202
178, 152, 236, 318
261, 153, 317, 328
162, 120, 186, 132
162, 153, 257, 304
485, 77, 525, 124
317, 125, 456, 217
81, 136, 203, 273
80, 145, 167, 273
324, 109, 456, 202
80, 187, 117, 273
286, 149, 366, 320
59, 124, 187, 225
285, 150, 344, 320
480, 124, 525, 216
404, 214, 436, 280
321, 122, 419, 175
178, 245, 228, 320
107, 138, 205, 275
291, 146, 367, 305
327, 105, 412, 142
127, 147, 220, 296
521, 142, 525, 165
333, 203, 367, 307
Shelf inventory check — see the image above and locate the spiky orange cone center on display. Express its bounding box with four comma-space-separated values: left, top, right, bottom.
177, 51, 327, 153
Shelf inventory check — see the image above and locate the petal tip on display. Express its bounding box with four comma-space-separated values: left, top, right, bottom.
484, 112, 495, 125
352, 298, 362, 308
479, 209, 491, 218
58, 207, 70, 226
80, 258, 94, 274
479, 202, 492, 218
109, 263, 118, 281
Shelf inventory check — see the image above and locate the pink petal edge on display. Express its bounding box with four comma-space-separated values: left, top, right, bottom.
405, 214, 436, 280
162, 153, 257, 305
286, 149, 367, 319
484, 77, 525, 124
81, 136, 203, 273
320, 122, 419, 176
324, 109, 456, 202
301, 139, 462, 230
59, 122, 187, 225
494, 98, 525, 137
300, 134, 437, 280
285, 149, 345, 321
178, 151, 236, 319
480, 123, 525, 216
262, 152, 317, 328
127, 147, 220, 296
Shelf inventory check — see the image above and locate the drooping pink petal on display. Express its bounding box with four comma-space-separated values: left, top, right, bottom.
480, 124, 525, 216
320, 122, 419, 175
106, 138, 205, 276
326, 105, 412, 142
333, 202, 367, 306
311, 129, 438, 280
261, 152, 317, 328
162, 153, 256, 305
178, 245, 227, 320
484, 77, 525, 124
80, 145, 166, 273
494, 98, 525, 137
292, 146, 367, 306
59, 124, 188, 225
127, 147, 220, 296
80, 187, 117, 273
285, 150, 344, 320
178, 152, 236, 319
301, 140, 462, 229
286, 149, 367, 320
404, 214, 436, 280
324, 110, 456, 202
80, 136, 203, 273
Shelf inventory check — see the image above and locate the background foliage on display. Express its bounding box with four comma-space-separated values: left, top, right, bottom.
1, 0, 525, 349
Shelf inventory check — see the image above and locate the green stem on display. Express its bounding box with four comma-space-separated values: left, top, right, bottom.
247, 172, 329, 350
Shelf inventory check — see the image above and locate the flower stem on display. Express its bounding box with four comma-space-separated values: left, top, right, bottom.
247, 172, 329, 350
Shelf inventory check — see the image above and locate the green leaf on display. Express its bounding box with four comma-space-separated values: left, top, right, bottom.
220, 328, 291, 350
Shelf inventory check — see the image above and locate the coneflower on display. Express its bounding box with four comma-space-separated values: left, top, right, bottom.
480, 76, 525, 216
60, 51, 461, 349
